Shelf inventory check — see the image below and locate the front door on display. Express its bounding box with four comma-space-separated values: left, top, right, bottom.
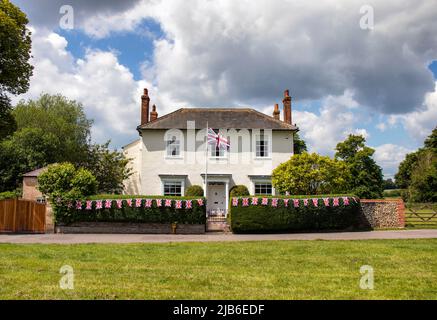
207, 183, 226, 215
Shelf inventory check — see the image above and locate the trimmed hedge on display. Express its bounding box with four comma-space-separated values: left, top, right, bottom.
230, 196, 361, 233
54, 197, 206, 225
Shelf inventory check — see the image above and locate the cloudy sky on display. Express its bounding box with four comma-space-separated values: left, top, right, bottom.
11, 0, 437, 178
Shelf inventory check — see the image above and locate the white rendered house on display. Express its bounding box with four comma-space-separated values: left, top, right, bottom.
123, 89, 299, 215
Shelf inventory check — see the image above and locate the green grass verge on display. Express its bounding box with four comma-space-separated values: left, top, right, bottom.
1, 239, 437, 299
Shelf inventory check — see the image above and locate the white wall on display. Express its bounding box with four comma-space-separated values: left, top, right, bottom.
122, 139, 142, 195
131, 129, 294, 195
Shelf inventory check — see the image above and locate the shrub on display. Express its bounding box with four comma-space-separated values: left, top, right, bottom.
55, 196, 206, 225
230, 185, 250, 197
38, 163, 97, 200
185, 185, 204, 197
272, 153, 350, 195
230, 195, 361, 233
0, 191, 19, 200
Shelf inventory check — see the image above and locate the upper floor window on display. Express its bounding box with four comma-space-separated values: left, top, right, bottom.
166, 134, 181, 157
209, 129, 229, 158
256, 134, 269, 158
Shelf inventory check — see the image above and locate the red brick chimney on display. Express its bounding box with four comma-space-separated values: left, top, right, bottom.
141, 88, 150, 125
150, 104, 158, 122
282, 89, 292, 124
272, 103, 280, 120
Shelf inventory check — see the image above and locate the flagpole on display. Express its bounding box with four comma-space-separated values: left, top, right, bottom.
205, 121, 208, 211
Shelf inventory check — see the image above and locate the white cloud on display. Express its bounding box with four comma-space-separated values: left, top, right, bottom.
373, 144, 413, 178
294, 90, 366, 155
12, 28, 154, 147
73, 0, 437, 114
393, 81, 437, 142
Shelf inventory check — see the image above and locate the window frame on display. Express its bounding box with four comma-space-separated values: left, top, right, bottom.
255, 133, 271, 159
165, 133, 182, 158
162, 179, 184, 196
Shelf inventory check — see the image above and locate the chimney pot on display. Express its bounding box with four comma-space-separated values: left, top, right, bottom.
150, 104, 158, 122
273, 103, 280, 120
282, 89, 292, 124
141, 88, 150, 125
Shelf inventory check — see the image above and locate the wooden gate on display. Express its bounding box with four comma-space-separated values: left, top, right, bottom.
405, 203, 437, 228
0, 198, 46, 233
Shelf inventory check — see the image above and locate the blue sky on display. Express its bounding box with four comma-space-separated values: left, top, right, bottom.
11, 0, 437, 179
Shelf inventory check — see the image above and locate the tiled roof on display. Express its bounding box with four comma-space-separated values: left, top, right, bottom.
137, 108, 298, 131
22, 167, 47, 177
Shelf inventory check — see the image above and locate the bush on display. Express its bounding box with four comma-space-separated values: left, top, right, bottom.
185, 185, 204, 196
55, 196, 206, 225
0, 191, 19, 200
272, 153, 350, 195
230, 195, 361, 233
38, 163, 97, 200
230, 185, 249, 197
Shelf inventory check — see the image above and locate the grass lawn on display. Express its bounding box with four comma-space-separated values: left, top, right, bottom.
1, 239, 437, 300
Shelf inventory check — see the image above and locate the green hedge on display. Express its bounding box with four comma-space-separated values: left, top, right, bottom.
54, 197, 206, 225
230, 196, 361, 233
0, 191, 19, 200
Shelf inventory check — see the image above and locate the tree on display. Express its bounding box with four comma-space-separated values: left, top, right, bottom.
395, 151, 419, 188
424, 126, 437, 150
408, 150, 437, 203
272, 152, 350, 195
293, 133, 307, 154
383, 178, 397, 190
0, 127, 59, 192
0, 95, 16, 140
335, 134, 384, 198
13, 94, 92, 164
80, 142, 132, 194
395, 127, 437, 195
0, 0, 33, 140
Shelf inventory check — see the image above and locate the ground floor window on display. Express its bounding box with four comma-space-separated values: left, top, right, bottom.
254, 182, 273, 195
163, 181, 183, 196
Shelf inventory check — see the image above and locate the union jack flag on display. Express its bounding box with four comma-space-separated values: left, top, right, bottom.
207, 128, 230, 149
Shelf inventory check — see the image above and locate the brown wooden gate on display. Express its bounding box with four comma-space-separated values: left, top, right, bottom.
0, 198, 46, 233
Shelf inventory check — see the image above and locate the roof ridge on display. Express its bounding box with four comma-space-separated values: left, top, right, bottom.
249, 108, 295, 128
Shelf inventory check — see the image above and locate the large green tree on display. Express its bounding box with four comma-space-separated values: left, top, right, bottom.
335, 134, 384, 198
1, 94, 131, 194
13, 94, 92, 163
293, 133, 307, 154
408, 150, 437, 203
272, 152, 350, 195
80, 142, 132, 194
0, 0, 33, 140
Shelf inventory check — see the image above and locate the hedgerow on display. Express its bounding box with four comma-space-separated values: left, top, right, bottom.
229, 195, 361, 233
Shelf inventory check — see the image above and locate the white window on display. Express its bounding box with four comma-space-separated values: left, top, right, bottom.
166, 135, 181, 157
256, 134, 269, 158
210, 129, 229, 158
163, 181, 183, 196
254, 182, 273, 195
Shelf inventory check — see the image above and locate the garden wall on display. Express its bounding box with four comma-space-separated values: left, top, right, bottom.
56, 222, 205, 234
360, 199, 405, 228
